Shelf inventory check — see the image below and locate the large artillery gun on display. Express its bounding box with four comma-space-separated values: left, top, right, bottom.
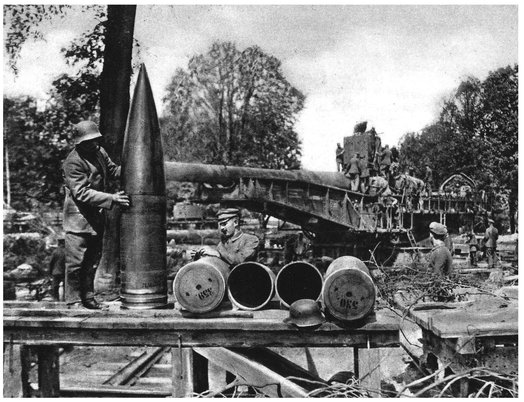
165, 161, 486, 263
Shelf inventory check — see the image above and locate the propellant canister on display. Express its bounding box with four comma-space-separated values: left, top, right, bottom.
120, 64, 168, 309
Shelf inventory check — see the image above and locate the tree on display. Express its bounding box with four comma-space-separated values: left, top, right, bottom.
162, 41, 304, 169
398, 65, 518, 232
4, 5, 138, 295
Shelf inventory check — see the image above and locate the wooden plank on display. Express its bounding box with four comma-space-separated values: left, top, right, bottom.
3, 343, 23, 397
427, 307, 518, 338
36, 345, 60, 397
3, 307, 399, 333
171, 347, 193, 397
193, 347, 311, 397
359, 348, 382, 397
4, 327, 399, 348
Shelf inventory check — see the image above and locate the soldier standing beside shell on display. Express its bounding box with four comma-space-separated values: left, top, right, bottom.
62, 121, 130, 309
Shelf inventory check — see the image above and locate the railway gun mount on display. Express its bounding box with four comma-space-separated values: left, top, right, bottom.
165, 161, 488, 261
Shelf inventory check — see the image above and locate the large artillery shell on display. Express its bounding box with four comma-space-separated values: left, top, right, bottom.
173, 256, 230, 313
227, 262, 275, 310
275, 261, 323, 308
120, 64, 167, 309
321, 256, 375, 321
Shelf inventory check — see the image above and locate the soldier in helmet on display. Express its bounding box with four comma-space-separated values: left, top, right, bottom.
191, 208, 259, 267
62, 121, 130, 309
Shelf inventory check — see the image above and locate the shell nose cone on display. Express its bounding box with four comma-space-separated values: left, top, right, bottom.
122, 64, 166, 195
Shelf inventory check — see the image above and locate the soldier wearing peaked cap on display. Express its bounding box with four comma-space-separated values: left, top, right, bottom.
62, 121, 130, 309
427, 222, 453, 276
191, 208, 259, 267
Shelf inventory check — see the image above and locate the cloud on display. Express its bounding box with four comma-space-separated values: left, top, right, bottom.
4, 30, 78, 99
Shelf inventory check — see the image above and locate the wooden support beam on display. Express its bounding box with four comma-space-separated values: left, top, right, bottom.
3, 343, 23, 397
192, 350, 209, 394
358, 348, 382, 397
36, 345, 60, 397
20, 345, 32, 397
171, 347, 193, 397
194, 347, 321, 398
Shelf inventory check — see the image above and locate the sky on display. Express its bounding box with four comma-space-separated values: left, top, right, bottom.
3, 4, 519, 171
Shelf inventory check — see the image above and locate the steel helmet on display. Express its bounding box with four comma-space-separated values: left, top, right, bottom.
283, 299, 326, 328
73, 120, 102, 144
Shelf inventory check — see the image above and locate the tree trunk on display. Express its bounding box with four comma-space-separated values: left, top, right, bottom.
95, 5, 137, 298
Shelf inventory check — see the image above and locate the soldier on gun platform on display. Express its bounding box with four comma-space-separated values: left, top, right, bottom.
344, 153, 361, 192
190, 208, 260, 268
335, 143, 345, 172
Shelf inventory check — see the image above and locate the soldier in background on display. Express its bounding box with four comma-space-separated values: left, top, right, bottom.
379, 145, 392, 180
48, 238, 66, 301
358, 154, 370, 193
484, 218, 499, 268
191, 208, 259, 267
427, 222, 453, 276
466, 231, 479, 266
344, 153, 360, 192
424, 163, 433, 196
335, 143, 345, 172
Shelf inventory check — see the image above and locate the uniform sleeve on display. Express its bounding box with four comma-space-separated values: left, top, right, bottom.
99, 147, 121, 180
63, 157, 114, 209
218, 234, 260, 266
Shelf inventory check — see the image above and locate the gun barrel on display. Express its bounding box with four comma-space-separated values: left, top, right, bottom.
165, 161, 351, 189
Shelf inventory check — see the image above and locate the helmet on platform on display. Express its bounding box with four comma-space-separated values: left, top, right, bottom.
283, 299, 325, 328
73, 121, 102, 144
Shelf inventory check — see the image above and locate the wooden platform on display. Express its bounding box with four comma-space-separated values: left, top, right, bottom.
3, 301, 401, 397
393, 291, 518, 395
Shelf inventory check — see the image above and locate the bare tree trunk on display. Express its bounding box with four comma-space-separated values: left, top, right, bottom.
95, 5, 137, 299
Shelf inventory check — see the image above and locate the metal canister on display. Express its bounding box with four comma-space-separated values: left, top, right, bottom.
227, 262, 275, 310
275, 261, 323, 308
321, 256, 376, 322
173, 256, 230, 313
120, 64, 168, 309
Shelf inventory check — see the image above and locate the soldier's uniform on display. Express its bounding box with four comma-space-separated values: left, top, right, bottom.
358, 156, 370, 193
379, 147, 392, 179
484, 219, 499, 268
345, 154, 360, 192
215, 208, 259, 267
427, 243, 453, 276
335, 144, 344, 172
48, 241, 65, 300
62, 121, 121, 307
217, 231, 260, 266
424, 165, 433, 196
428, 222, 453, 276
